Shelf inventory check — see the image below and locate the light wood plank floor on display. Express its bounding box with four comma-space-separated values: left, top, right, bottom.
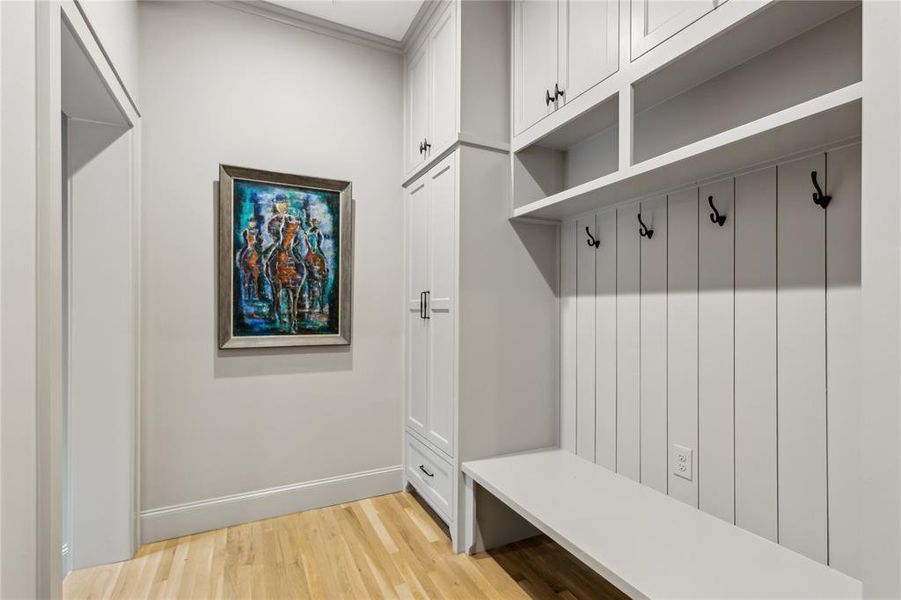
63, 491, 627, 599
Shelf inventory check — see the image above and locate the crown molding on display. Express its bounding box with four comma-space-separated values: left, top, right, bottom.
215, 0, 405, 54
402, 0, 445, 50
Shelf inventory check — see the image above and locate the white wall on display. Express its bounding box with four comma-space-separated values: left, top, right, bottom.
0, 2, 39, 597
138, 1, 404, 541
861, 2, 901, 597
0, 1, 139, 594
61, 3, 140, 572
77, 0, 140, 109
66, 119, 135, 569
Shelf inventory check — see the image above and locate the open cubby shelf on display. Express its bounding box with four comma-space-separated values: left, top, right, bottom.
511, 0, 862, 222
512, 94, 619, 211
514, 83, 861, 221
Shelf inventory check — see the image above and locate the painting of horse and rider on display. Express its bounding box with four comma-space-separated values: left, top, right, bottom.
218, 165, 352, 348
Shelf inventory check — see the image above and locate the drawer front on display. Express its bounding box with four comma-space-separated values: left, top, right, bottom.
405, 432, 454, 522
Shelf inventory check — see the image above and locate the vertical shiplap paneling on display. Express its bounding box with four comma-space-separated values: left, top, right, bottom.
559, 149, 856, 569
560, 219, 577, 453
698, 178, 735, 523
640, 196, 668, 493
595, 208, 618, 469
617, 203, 641, 481
576, 213, 597, 460
778, 153, 827, 563
826, 144, 861, 577
666, 188, 699, 506
734, 167, 778, 542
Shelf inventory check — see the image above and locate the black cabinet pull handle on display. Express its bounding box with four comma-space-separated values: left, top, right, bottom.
708, 195, 726, 226
555, 83, 565, 100
638, 213, 654, 239
585, 226, 600, 248
424, 291, 430, 319
419, 291, 425, 319
419, 464, 434, 478
811, 170, 831, 209
419, 141, 425, 155
545, 89, 553, 106
423, 139, 431, 152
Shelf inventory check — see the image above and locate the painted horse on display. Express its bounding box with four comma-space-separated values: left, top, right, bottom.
236, 222, 263, 304
264, 216, 307, 332
302, 222, 329, 315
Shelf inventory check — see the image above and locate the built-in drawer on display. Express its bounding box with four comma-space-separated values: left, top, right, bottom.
405, 432, 454, 523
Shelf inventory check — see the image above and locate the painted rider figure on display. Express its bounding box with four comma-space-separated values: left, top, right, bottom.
263, 194, 307, 329
237, 215, 263, 303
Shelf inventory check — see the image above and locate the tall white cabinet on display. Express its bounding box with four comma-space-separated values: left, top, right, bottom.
405, 155, 456, 459
404, 155, 457, 523
403, 144, 557, 549
401, 1, 557, 550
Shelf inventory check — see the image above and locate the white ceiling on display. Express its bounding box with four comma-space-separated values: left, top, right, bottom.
266, 0, 425, 42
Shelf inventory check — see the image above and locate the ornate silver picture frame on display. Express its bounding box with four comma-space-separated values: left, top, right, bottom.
218, 164, 353, 348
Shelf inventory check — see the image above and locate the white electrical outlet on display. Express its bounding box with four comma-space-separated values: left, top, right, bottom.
672, 444, 693, 481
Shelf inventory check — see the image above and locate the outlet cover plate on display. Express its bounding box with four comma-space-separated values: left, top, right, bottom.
672, 444, 693, 481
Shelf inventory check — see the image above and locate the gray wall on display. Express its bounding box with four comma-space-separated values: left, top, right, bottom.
67, 119, 134, 569
78, 0, 140, 106
138, 1, 404, 539
1, 2, 39, 596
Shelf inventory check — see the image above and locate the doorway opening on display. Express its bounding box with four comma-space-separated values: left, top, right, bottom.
61, 16, 138, 577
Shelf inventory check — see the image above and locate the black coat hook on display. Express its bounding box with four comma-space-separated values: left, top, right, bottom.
638, 213, 653, 239
585, 226, 600, 248
811, 171, 831, 209
708, 195, 726, 226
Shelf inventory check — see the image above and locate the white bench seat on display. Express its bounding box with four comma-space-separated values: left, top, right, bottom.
462, 448, 860, 599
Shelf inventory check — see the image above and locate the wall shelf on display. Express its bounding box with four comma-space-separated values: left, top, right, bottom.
512, 82, 861, 222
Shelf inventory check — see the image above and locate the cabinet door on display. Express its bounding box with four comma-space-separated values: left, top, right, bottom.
429, 2, 457, 156
558, 0, 618, 104
406, 40, 430, 173
514, 0, 558, 135
630, 0, 714, 60
426, 155, 456, 457
406, 179, 430, 437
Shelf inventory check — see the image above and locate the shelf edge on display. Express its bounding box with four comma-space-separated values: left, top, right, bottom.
512, 82, 863, 220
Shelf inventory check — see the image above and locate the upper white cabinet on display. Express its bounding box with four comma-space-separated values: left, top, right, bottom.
515, 0, 558, 136
630, 0, 715, 60
429, 6, 457, 156
403, 1, 509, 181
405, 3, 456, 175
514, 0, 619, 136
559, 0, 619, 105
406, 40, 432, 174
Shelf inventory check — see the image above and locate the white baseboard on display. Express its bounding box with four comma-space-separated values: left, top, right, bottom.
139, 465, 403, 543
61, 543, 71, 579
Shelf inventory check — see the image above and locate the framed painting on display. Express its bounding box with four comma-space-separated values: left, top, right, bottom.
218, 164, 352, 348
